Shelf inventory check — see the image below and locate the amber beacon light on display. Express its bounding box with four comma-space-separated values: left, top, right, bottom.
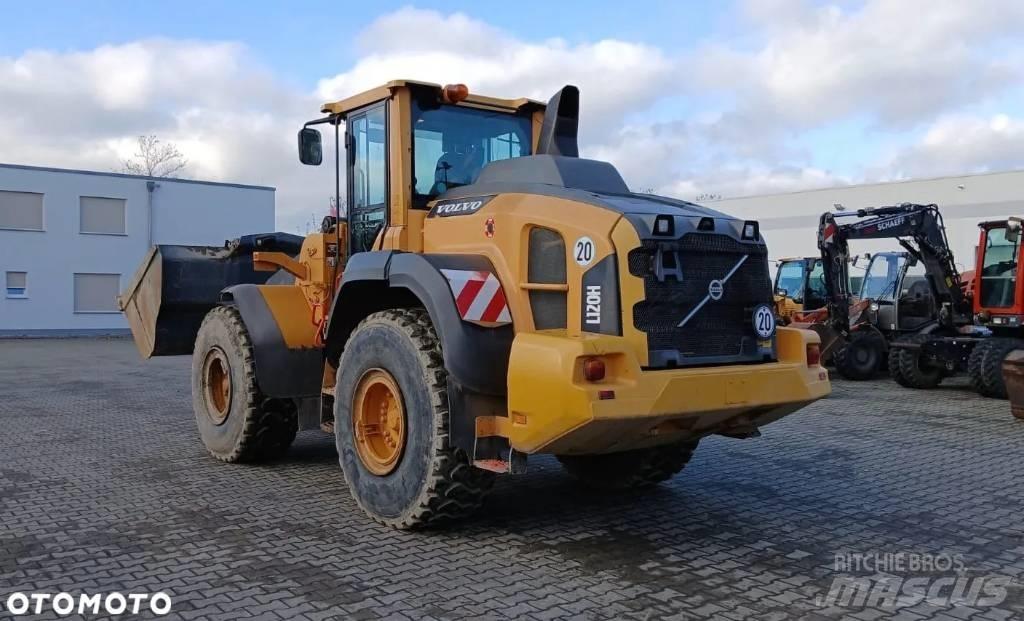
442, 83, 470, 103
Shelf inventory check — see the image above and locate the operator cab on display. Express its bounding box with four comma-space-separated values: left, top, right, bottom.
859, 251, 936, 331
296, 80, 543, 257
774, 258, 827, 311
978, 220, 1020, 309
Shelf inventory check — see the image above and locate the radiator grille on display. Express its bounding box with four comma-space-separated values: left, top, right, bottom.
528, 227, 567, 329
629, 233, 772, 361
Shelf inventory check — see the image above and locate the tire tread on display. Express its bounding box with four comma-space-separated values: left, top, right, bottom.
196, 306, 297, 463
341, 308, 494, 529
557, 442, 698, 491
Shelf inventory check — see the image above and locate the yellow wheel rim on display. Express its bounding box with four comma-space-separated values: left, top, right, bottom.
352, 369, 406, 476
202, 347, 232, 425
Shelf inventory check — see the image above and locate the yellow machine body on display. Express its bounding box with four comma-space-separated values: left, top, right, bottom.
122, 79, 829, 466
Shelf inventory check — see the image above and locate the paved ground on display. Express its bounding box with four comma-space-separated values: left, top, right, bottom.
0, 338, 1021, 621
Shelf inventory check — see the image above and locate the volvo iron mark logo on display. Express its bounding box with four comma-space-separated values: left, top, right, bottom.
677, 254, 749, 328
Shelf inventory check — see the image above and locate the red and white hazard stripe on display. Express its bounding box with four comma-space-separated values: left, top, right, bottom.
440, 269, 512, 325
822, 222, 837, 245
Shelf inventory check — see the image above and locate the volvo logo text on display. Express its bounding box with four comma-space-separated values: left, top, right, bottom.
708, 279, 724, 300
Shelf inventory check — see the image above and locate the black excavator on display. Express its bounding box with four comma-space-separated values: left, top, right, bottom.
816, 203, 979, 384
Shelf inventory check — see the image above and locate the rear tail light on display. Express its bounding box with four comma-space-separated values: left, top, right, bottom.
806, 343, 821, 367
583, 357, 606, 382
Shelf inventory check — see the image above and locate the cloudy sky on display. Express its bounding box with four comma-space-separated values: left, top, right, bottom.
2, 0, 1023, 232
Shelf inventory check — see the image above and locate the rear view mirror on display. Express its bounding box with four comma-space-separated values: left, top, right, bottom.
298, 127, 323, 166
1006, 217, 1021, 243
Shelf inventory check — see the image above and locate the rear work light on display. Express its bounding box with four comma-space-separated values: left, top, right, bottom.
583, 357, 606, 382
741, 221, 760, 240
806, 343, 822, 367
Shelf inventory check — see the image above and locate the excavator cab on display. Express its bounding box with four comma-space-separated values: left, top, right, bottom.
858, 251, 936, 333
976, 219, 1023, 324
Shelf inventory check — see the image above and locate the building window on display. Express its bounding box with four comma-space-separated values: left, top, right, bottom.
0, 190, 44, 231
73, 273, 121, 313
5, 271, 27, 298
80, 196, 126, 235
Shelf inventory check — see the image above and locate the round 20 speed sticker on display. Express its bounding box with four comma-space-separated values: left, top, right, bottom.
752, 304, 776, 339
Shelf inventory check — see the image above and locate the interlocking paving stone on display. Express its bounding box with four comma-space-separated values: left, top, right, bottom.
0, 338, 1021, 620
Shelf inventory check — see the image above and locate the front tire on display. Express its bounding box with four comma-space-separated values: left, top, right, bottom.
334, 309, 494, 529
888, 333, 944, 389
557, 441, 699, 491
832, 330, 885, 381
191, 306, 297, 463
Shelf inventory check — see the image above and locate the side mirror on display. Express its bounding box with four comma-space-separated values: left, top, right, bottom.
776, 287, 789, 298
298, 127, 323, 166
1006, 218, 1021, 243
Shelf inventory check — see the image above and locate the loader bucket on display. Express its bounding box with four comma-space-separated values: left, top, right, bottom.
118, 233, 304, 358
791, 320, 844, 361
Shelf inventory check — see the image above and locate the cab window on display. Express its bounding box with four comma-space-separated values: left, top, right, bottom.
861, 254, 904, 302
775, 261, 805, 303
980, 227, 1019, 308
411, 101, 532, 208
805, 260, 827, 308
348, 105, 388, 254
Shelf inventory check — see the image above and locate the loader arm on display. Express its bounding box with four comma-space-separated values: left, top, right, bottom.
817, 203, 971, 337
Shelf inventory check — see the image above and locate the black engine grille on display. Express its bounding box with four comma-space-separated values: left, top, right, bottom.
628, 233, 772, 363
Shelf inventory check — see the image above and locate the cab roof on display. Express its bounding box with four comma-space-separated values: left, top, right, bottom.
320, 80, 544, 117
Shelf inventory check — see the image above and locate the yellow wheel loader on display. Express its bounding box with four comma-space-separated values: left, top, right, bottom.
120, 81, 830, 529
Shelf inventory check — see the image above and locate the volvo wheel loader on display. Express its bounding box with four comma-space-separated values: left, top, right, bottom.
120, 80, 830, 529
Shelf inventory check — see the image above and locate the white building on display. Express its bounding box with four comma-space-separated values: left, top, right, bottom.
709, 170, 1024, 271
0, 163, 275, 335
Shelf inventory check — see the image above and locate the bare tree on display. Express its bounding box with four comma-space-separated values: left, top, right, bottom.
120, 135, 188, 178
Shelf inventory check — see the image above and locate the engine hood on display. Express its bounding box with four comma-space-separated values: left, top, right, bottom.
435, 155, 757, 245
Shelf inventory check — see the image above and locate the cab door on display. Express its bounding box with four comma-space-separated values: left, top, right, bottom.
347, 103, 389, 255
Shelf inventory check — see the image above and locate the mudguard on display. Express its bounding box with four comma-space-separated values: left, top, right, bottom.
324, 251, 514, 397
324, 251, 515, 459
220, 284, 324, 399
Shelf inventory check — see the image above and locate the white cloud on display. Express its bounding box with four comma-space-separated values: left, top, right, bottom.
316, 7, 674, 138
0, 39, 332, 233
886, 113, 1024, 178
2, 4, 1023, 233
694, 0, 1024, 128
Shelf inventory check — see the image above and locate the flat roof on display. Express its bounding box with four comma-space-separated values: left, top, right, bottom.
0, 162, 275, 192
708, 167, 1024, 203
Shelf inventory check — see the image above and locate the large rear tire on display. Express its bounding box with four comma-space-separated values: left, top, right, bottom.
832, 330, 886, 381
888, 333, 944, 389
334, 309, 495, 529
191, 306, 297, 463
557, 441, 699, 491
974, 338, 1024, 399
